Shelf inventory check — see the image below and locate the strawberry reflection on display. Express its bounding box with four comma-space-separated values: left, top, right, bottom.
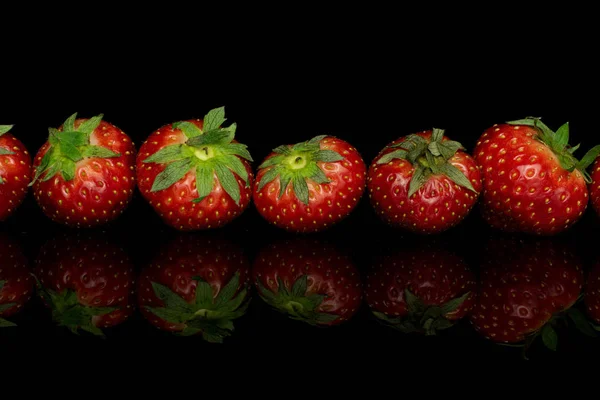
0, 232, 34, 327
584, 261, 600, 330
364, 241, 475, 335
469, 236, 591, 355
33, 231, 136, 336
137, 233, 251, 343
252, 237, 362, 326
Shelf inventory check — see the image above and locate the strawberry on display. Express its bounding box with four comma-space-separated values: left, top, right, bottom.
474, 117, 600, 235
30, 113, 136, 228
584, 262, 600, 327
33, 232, 136, 336
0, 125, 32, 221
252, 238, 362, 326
136, 106, 253, 231
253, 135, 366, 232
0, 233, 34, 327
469, 236, 593, 356
364, 242, 476, 335
367, 129, 482, 234
588, 157, 600, 218
137, 234, 251, 343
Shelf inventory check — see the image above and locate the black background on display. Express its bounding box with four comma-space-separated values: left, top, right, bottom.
2, 5, 600, 374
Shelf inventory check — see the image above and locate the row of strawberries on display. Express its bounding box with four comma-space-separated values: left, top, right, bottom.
3, 107, 599, 235
1, 230, 599, 357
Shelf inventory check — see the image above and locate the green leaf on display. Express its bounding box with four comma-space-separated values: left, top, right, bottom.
567, 307, 598, 337
437, 162, 477, 193
255, 278, 276, 301
151, 158, 194, 192
440, 291, 470, 315
202, 106, 226, 132
221, 154, 249, 184
187, 129, 233, 147
143, 144, 187, 164
59, 140, 83, 162
291, 275, 308, 297
558, 154, 576, 172
376, 149, 408, 164
425, 151, 439, 174
292, 141, 319, 153
256, 165, 282, 191
58, 131, 89, 146
218, 288, 248, 314
150, 281, 194, 314
173, 121, 203, 139
430, 128, 445, 143
41, 159, 63, 182
576, 144, 600, 171
315, 313, 339, 324
276, 276, 289, 297
146, 306, 191, 324
436, 140, 463, 160
29, 148, 55, 186
272, 145, 292, 155
0, 302, 16, 313
292, 175, 309, 205
193, 279, 215, 307
0, 148, 15, 156
555, 122, 569, 148
222, 143, 253, 162
278, 174, 292, 198
79, 324, 105, 337
404, 289, 425, 313
0, 125, 13, 135
305, 162, 330, 185
180, 326, 202, 336
407, 165, 427, 198
214, 162, 241, 205
215, 273, 240, 306
62, 113, 77, 132
308, 135, 327, 145
568, 143, 581, 154
428, 142, 441, 157
258, 154, 286, 169
312, 150, 344, 163
541, 324, 558, 351
0, 317, 17, 327
81, 145, 120, 158
48, 129, 60, 146
195, 165, 215, 202
77, 115, 103, 135
61, 160, 77, 181
431, 318, 454, 331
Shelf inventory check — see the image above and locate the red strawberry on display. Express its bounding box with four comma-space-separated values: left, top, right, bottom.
30, 113, 136, 228
33, 232, 136, 336
364, 243, 476, 335
252, 238, 362, 326
588, 157, 600, 217
253, 135, 366, 232
137, 234, 251, 342
0, 232, 34, 327
0, 125, 32, 221
474, 117, 600, 235
367, 129, 482, 234
584, 262, 600, 327
136, 106, 253, 231
469, 236, 590, 355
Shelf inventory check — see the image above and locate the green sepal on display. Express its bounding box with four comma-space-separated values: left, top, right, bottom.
0, 148, 14, 156
0, 125, 13, 136
566, 307, 598, 337
0, 317, 17, 327
541, 324, 558, 351
150, 158, 194, 192
0, 302, 16, 313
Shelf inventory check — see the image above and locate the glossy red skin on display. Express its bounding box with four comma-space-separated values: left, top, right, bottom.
474, 123, 588, 235
253, 136, 366, 233
0, 133, 32, 221
137, 235, 250, 332
470, 238, 583, 343
0, 233, 34, 318
589, 157, 600, 218
136, 120, 254, 231
584, 262, 600, 324
34, 234, 136, 328
368, 131, 482, 234
252, 238, 362, 325
364, 247, 476, 321
32, 119, 137, 228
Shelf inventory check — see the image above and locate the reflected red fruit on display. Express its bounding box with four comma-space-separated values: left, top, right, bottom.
0, 233, 34, 326
252, 238, 362, 326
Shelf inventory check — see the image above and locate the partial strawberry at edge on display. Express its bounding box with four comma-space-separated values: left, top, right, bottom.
137, 234, 251, 343
252, 135, 366, 233
367, 129, 482, 234
252, 238, 362, 326
0, 125, 32, 221
136, 106, 254, 231
0, 232, 34, 327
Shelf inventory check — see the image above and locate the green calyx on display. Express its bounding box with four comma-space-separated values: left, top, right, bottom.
143, 106, 252, 206
376, 129, 477, 198
372, 288, 470, 335
146, 272, 250, 343
0, 125, 13, 137
256, 274, 339, 325
508, 117, 600, 183
29, 113, 120, 186
0, 280, 17, 327
0, 126, 16, 168
255, 135, 344, 205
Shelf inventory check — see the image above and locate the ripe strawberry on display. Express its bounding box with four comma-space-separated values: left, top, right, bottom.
0, 233, 34, 327
0, 125, 32, 221
364, 243, 475, 335
474, 117, 600, 235
584, 262, 600, 327
138, 234, 251, 342
469, 237, 592, 355
30, 113, 136, 228
253, 135, 366, 232
33, 232, 136, 336
252, 238, 362, 326
367, 129, 482, 234
588, 157, 600, 217
136, 106, 253, 231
